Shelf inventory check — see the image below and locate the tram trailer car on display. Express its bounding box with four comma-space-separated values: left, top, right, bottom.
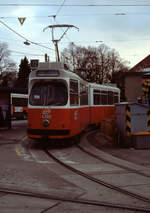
27, 62, 120, 140
11, 93, 28, 120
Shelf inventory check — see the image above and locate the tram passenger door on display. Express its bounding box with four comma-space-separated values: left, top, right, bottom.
80, 83, 90, 130
70, 79, 80, 136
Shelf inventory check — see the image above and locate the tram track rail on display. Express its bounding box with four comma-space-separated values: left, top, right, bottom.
1, 134, 149, 212
76, 129, 150, 179
2, 127, 149, 212
0, 187, 150, 212
44, 147, 150, 206
77, 140, 150, 179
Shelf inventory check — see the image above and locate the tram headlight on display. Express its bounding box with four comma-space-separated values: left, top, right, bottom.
43, 119, 50, 127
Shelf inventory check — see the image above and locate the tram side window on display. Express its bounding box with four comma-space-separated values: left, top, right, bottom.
94, 90, 101, 105
101, 90, 108, 105
108, 91, 114, 105
70, 79, 79, 106
12, 98, 28, 107
80, 83, 88, 105
114, 92, 119, 104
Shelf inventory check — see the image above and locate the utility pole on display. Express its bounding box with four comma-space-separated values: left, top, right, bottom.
43, 24, 79, 62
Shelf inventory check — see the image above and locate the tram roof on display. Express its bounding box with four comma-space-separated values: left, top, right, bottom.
89, 83, 120, 92
29, 62, 119, 91
29, 62, 85, 82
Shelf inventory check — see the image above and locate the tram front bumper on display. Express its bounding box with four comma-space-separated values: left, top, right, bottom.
27, 128, 70, 137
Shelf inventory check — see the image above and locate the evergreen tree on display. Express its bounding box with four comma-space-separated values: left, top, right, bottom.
16, 57, 31, 88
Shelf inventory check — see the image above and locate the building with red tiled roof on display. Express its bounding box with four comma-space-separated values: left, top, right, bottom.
130, 55, 150, 72
124, 55, 150, 102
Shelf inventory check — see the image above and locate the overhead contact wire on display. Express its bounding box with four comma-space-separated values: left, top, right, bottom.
0, 20, 55, 51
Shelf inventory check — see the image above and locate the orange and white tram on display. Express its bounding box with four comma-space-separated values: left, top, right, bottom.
27, 62, 120, 140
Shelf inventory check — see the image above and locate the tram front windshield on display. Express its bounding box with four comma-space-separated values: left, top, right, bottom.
29, 80, 68, 106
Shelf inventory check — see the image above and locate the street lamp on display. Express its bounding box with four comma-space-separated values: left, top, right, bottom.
24, 40, 30, 46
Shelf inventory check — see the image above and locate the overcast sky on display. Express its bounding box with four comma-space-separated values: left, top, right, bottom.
0, 0, 150, 68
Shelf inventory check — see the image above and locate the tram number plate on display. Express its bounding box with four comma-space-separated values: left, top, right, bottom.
42, 109, 51, 119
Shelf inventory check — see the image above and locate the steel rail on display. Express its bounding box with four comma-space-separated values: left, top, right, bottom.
81, 130, 150, 178
77, 140, 150, 179
44, 148, 150, 205
0, 188, 150, 212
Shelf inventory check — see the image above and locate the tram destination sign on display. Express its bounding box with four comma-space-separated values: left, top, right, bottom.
36, 70, 60, 77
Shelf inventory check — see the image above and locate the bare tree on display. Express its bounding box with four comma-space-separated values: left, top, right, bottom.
61, 44, 99, 82
0, 42, 10, 75
0, 71, 17, 87
0, 42, 17, 87
61, 43, 129, 84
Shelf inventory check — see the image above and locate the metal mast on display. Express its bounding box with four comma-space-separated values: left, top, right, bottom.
43, 24, 79, 62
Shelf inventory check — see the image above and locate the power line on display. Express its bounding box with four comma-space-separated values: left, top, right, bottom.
55, 0, 66, 17
1, 12, 150, 20
52, 19, 73, 43
10, 50, 44, 56
1, 31, 150, 45
52, 38, 150, 44
50, 12, 150, 16
0, 20, 55, 51
0, 4, 150, 7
